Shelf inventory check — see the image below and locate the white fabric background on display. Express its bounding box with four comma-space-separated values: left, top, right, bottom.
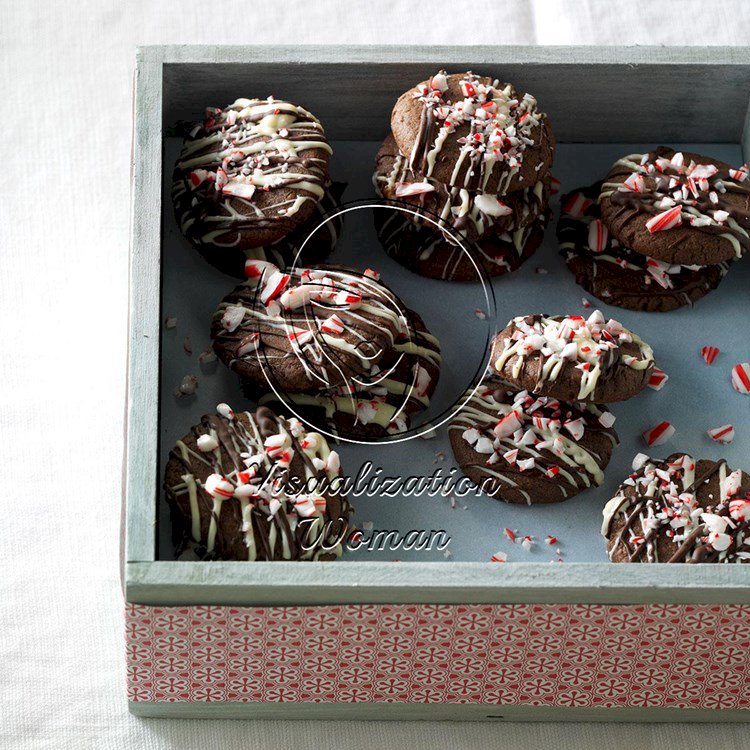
2, 1, 750, 747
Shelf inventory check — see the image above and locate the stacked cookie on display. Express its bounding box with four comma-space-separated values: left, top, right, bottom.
559, 147, 750, 311
210, 260, 441, 440
172, 96, 343, 278
449, 311, 655, 505
374, 71, 555, 281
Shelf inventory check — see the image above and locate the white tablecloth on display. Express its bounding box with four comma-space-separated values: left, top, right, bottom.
2, 1, 750, 747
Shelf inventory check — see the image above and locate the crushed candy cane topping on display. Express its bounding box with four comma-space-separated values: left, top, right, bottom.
167, 404, 350, 561
602, 453, 750, 563
600, 150, 750, 257
409, 70, 548, 192
494, 312, 654, 401
451, 378, 618, 505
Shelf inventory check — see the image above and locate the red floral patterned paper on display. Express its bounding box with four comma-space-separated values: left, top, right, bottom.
126, 602, 750, 709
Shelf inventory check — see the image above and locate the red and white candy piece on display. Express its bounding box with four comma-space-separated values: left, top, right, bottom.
490, 551, 507, 563
221, 305, 245, 332
645, 206, 682, 233
622, 173, 645, 193
320, 314, 345, 336
494, 410, 523, 439
724, 470, 743, 498
731, 362, 750, 394
395, 181, 435, 198
701, 346, 720, 365
474, 194, 513, 217
204, 473, 234, 499
222, 181, 256, 200
333, 290, 362, 308
647, 367, 669, 391
216, 403, 234, 420
642, 421, 675, 447
363, 268, 380, 281
189, 169, 212, 188
261, 271, 291, 305
707, 531, 732, 552
598, 411, 616, 428
288, 329, 314, 347
561, 192, 592, 219
587, 219, 608, 252
707, 424, 734, 445
563, 418, 585, 441
729, 496, 750, 521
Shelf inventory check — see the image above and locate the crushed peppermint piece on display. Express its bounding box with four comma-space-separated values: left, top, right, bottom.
647, 367, 669, 391
701, 346, 720, 365
642, 421, 675, 447
731, 363, 750, 394
645, 205, 682, 233
707, 425, 735, 444
490, 551, 507, 563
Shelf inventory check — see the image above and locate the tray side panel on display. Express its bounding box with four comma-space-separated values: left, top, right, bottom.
160, 47, 750, 143
126, 59, 163, 564
126, 601, 750, 714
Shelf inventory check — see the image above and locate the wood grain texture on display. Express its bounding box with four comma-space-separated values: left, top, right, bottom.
126, 60, 163, 564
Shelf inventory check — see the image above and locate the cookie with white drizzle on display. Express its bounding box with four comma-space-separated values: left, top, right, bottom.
259, 309, 441, 440
374, 205, 547, 282
603, 453, 750, 563
172, 97, 332, 252
211, 262, 410, 394
449, 374, 618, 505
374, 134, 550, 243
598, 147, 750, 265
164, 404, 351, 561
391, 71, 555, 195
179, 182, 346, 279
558, 181, 731, 312
492, 311, 654, 403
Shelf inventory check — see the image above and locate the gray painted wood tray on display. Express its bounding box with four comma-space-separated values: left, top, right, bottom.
126, 45, 750, 606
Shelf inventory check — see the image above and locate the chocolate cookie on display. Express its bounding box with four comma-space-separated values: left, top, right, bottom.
374, 134, 550, 243
603, 453, 750, 563
211, 263, 410, 394
172, 97, 332, 252
492, 312, 655, 403
179, 182, 346, 278
559, 182, 731, 312
164, 404, 351, 561
391, 72, 555, 194
260, 309, 441, 440
449, 376, 618, 505
598, 147, 750, 265
374, 207, 547, 282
